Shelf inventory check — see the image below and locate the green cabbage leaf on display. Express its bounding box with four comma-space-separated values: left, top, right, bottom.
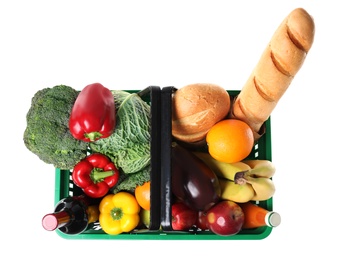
90, 90, 151, 174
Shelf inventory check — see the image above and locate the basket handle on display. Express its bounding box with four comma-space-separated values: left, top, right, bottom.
145, 85, 162, 230
160, 86, 176, 231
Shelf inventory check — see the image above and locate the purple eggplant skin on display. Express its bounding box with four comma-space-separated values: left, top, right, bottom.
171, 143, 221, 211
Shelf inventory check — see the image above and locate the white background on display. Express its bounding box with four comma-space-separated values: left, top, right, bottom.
1, 0, 358, 259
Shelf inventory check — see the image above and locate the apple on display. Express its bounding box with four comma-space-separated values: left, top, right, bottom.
195, 211, 209, 231
172, 202, 198, 231
140, 208, 150, 228
206, 200, 244, 236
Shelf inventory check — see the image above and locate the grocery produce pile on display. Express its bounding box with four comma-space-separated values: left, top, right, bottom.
24, 7, 315, 238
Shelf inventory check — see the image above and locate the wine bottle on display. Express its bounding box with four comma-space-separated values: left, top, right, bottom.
42, 195, 99, 235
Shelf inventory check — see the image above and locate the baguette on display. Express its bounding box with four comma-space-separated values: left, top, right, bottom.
231, 8, 315, 140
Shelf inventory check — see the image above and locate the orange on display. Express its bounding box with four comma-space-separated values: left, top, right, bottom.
135, 181, 151, 210
206, 119, 254, 163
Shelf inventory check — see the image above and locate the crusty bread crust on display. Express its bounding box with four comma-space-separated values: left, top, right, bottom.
232, 8, 315, 138
172, 83, 231, 143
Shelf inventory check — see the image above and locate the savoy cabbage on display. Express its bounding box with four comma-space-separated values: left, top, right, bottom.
89, 90, 151, 174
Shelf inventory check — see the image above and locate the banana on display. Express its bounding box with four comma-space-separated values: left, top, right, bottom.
242, 159, 276, 178
193, 152, 276, 202
218, 178, 255, 203
244, 175, 276, 201
193, 152, 251, 181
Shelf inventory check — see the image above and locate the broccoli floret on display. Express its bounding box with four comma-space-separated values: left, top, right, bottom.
23, 85, 88, 169
112, 165, 151, 193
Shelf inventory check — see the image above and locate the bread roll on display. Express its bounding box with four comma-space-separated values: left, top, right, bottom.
231, 8, 315, 140
172, 83, 231, 143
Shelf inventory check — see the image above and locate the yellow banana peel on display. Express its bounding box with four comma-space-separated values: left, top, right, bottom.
193, 152, 276, 202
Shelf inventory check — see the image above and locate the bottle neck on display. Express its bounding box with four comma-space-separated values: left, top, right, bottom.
42, 211, 71, 231
241, 202, 281, 229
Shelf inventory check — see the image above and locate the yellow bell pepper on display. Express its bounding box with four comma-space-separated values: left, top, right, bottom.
99, 192, 140, 235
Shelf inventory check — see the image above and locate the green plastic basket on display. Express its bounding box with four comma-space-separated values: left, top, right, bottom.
53, 86, 273, 240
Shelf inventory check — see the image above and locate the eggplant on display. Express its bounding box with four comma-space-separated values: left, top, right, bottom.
171, 143, 221, 211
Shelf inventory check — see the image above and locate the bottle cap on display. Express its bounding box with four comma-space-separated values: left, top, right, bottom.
42, 214, 59, 231
265, 212, 281, 227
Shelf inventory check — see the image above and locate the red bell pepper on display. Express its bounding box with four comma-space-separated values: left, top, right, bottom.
69, 83, 116, 142
72, 153, 120, 198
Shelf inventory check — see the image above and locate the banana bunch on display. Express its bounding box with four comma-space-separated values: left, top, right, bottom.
193, 152, 276, 203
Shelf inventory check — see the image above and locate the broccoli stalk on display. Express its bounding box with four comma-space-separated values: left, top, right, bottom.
23, 85, 88, 169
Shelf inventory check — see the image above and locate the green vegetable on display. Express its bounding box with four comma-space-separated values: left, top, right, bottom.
89, 90, 151, 174
112, 165, 151, 193
23, 85, 88, 169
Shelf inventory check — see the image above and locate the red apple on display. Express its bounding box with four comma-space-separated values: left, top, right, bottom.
195, 211, 208, 231
172, 202, 198, 231
206, 200, 244, 236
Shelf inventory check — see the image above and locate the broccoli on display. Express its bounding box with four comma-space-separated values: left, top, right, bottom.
23, 85, 88, 169
112, 165, 151, 193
